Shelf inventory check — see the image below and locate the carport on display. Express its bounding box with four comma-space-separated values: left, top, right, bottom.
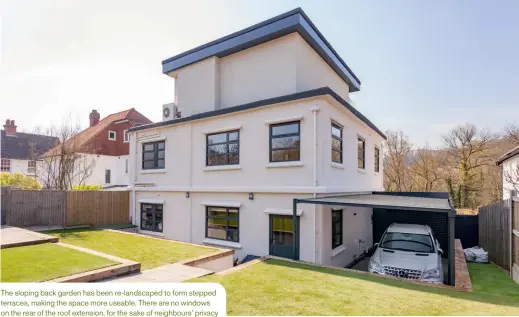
292, 192, 457, 286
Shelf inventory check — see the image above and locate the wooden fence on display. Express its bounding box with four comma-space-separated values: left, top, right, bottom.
1, 187, 130, 228
478, 199, 511, 271
513, 198, 519, 283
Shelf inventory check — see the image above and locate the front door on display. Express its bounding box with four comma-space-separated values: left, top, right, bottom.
269, 215, 299, 259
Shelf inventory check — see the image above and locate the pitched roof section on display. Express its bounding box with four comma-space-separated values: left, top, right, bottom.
44, 108, 152, 157
1, 130, 59, 160
496, 145, 519, 165
161, 8, 361, 92
128, 87, 386, 140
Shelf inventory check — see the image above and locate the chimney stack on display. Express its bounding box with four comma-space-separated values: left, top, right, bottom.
89, 110, 100, 127
3, 119, 17, 136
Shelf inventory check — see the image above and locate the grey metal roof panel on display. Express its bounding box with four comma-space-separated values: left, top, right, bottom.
161, 8, 361, 92
299, 194, 453, 212
128, 87, 386, 140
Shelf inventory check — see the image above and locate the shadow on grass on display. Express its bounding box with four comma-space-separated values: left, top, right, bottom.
41, 226, 102, 239
264, 259, 519, 309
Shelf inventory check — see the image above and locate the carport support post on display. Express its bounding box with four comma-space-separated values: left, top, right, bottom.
448, 212, 456, 286
293, 198, 298, 260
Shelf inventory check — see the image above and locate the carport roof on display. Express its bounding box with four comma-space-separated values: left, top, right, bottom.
297, 193, 454, 214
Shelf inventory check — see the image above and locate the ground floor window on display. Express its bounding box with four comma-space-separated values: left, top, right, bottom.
141, 203, 163, 232
272, 216, 294, 246
332, 209, 343, 249
206, 206, 239, 242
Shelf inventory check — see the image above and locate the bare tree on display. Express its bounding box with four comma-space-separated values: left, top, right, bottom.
443, 124, 498, 208
409, 144, 445, 192
504, 165, 519, 195
34, 118, 98, 190
504, 123, 519, 145
384, 131, 413, 192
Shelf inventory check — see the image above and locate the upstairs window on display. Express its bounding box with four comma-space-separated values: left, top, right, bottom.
331, 123, 343, 164
206, 130, 239, 166
1, 159, 11, 172
357, 137, 365, 169
124, 130, 129, 143
270, 121, 300, 162
206, 206, 239, 242
27, 160, 36, 174
142, 141, 165, 170
374, 146, 380, 173
108, 131, 116, 141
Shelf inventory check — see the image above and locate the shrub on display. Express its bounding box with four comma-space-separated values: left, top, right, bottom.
1, 172, 42, 189
72, 184, 103, 191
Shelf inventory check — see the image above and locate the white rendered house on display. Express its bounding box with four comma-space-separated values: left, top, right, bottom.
497, 145, 519, 199
128, 8, 386, 267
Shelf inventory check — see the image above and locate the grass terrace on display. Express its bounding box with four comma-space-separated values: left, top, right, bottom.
44, 227, 218, 269
195, 259, 519, 315
1, 243, 117, 282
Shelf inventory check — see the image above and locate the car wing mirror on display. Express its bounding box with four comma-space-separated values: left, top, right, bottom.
374, 242, 379, 247
437, 248, 443, 255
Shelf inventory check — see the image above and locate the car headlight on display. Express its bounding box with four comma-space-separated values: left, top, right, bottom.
422, 268, 440, 280
369, 260, 384, 274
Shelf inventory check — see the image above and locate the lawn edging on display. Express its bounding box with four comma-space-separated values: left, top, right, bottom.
46, 243, 140, 283
179, 249, 235, 273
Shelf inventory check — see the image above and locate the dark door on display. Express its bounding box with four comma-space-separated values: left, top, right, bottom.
269, 215, 299, 259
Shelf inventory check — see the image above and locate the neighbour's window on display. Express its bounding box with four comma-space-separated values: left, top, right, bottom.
357, 137, 365, 169
27, 160, 36, 174
332, 210, 343, 249
142, 141, 165, 170
374, 146, 380, 173
206, 206, 239, 242
105, 169, 111, 184
108, 131, 116, 141
124, 130, 129, 143
141, 203, 163, 232
1, 159, 11, 172
331, 123, 343, 164
206, 130, 239, 166
270, 121, 300, 162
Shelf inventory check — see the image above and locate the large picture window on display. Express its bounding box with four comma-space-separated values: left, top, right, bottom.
142, 141, 165, 170
206, 206, 239, 242
331, 123, 343, 163
332, 209, 343, 249
357, 137, 365, 169
374, 146, 380, 173
206, 130, 239, 166
270, 121, 300, 162
141, 203, 163, 232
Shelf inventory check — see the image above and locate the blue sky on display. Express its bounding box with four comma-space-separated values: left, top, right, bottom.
2, 0, 518, 147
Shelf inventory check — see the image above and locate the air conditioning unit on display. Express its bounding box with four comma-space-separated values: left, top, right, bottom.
162, 103, 181, 121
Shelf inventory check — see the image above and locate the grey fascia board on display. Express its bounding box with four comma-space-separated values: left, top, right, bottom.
161, 10, 361, 92
296, 198, 452, 213
128, 87, 386, 139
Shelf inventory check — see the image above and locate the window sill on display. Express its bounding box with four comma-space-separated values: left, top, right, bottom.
357, 168, 366, 174
266, 161, 304, 168
140, 169, 166, 174
139, 230, 164, 237
202, 238, 242, 249
331, 245, 346, 257
204, 165, 242, 172
331, 162, 345, 170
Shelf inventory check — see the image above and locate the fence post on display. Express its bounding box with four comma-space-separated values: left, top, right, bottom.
511, 198, 514, 277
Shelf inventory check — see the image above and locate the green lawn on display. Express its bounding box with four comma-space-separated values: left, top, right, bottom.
1, 243, 117, 282
45, 228, 217, 270
195, 259, 519, 315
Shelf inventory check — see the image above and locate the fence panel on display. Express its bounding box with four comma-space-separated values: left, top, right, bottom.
6, 190, 65, 227
478, 199, 511, 271
513, 199, 519, 283
66, 191, 129, 227
1, 187, 10, 225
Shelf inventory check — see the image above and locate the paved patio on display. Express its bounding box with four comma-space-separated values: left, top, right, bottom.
103, 263, 213, 283
0, 226, 58, 249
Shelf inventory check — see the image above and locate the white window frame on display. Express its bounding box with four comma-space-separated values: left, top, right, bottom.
27, 160, 37, 174
108, 131, 116, 141
123, 130, 129, 143
1, 159, 11, 172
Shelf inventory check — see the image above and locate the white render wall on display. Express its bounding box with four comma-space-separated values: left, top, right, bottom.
502, 155, 519, 199
85, 154, 129, 186
169, 33, 352, 115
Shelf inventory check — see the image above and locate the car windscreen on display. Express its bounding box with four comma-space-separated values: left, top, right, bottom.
380, 232, 434, 253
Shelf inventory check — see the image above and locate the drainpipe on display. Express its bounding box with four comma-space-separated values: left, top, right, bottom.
132, 133, 138, 227
310, 105, 320, 263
